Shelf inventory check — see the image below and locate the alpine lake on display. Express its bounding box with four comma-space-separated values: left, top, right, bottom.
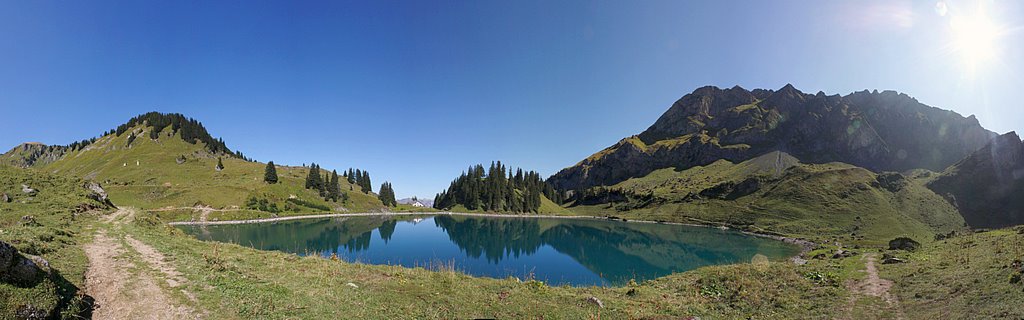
177, 214, 801, 286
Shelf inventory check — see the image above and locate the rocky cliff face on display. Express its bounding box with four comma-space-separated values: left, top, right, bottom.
928, 132, 1024, 228
549, 85, 995, 190
0, 143, 68, 168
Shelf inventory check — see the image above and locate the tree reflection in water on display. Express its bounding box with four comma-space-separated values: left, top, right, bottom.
180, 215, 799, 286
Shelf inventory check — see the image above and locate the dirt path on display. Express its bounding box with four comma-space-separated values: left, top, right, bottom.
845, 253, 904, 319
85, 207, 203, 319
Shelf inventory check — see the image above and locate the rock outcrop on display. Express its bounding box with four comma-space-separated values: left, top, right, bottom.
549, 85, 995, 190
84, 181, 115, 207
888, 237, 921, 251
0, 142, 68, 168
0, 240, 48, 287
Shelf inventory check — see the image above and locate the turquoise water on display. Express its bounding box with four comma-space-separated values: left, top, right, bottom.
177, 215, 800, 286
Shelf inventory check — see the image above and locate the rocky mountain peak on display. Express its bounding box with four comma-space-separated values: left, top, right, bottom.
549, 85, 997, 191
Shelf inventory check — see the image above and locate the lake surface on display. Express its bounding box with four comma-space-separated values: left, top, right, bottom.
177, 214, 800, 286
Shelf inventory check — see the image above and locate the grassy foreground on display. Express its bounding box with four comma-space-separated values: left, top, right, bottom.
0, 166, 107, 318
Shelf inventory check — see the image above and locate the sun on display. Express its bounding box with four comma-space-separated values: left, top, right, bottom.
948, 8, 1001, 73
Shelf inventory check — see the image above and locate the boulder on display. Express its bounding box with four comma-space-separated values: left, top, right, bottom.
586, 296, 604, 308
888, 237, 921, 251
21, 184, 37, 196
832, 249, 855, 259
0, 240, 48, 287
84, 182, 115, 207
0, 242, 47, 287
7, 257, 44, 286
881, 253, 906, 264
0, 241, 16, 273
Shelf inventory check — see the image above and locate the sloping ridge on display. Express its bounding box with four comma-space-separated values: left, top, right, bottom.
928, 131, 1024, 228
549, 85, 995, 191
2, 112, 239, 168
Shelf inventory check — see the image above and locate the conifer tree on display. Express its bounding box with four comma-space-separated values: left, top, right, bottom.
361, 171, 372, 193
378, 182, 397, 206
264, 161, 278, 184
327, 170, 341, 201
305, 163, 322, 190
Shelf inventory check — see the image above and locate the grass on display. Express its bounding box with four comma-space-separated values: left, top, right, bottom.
36, 125, 388, 219
881, 227, 1024, 318
562, 152, 966, 246
0, 165, 106, 318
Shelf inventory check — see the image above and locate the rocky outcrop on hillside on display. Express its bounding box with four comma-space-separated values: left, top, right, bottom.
549, 85, 995, 190
0, 143, 67, 168
928, 132, 1024, 228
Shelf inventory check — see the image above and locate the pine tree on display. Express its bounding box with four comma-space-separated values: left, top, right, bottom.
315, 165, 326, 196
327, 170, 341, 202
305, 163, 322, 190
264, 161, 278, 184
378, 182, 397, 206
360, 171, 372, 193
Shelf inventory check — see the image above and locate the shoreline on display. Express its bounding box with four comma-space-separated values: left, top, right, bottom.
165, 210, 816, 255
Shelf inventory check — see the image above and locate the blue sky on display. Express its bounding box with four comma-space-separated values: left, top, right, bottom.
1, 0, 1022, 198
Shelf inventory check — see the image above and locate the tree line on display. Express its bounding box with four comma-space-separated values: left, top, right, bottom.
432, 161, 563, 213
301, 163, 347, 202
113, 112, 234, 156
293, 163, 396, 207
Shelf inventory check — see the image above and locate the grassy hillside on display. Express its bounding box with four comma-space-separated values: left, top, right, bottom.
36, 124, 387, 218
564, 152, 965, 245
881, 227, 1024, 318
0, 165, 109, 318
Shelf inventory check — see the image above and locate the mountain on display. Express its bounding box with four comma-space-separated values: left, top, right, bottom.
1, 112, 387, 213
927, 132, 1024, 228
548, 85, 995, 191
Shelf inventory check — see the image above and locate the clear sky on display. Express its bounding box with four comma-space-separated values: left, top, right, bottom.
1, 0, 1022, 199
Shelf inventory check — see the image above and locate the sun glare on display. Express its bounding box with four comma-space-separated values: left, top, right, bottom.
948, 9, 1000, 73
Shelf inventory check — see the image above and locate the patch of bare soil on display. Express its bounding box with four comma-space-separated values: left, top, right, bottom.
85, 208, 203, 319
844, 253, 905, 319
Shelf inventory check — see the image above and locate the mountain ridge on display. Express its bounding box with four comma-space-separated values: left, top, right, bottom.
549, 85, 995, 191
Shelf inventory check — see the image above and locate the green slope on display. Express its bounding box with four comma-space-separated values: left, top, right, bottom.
881, 227, 1024, 318
36, 123, 386, 218
0, 165, 110, 317
565, 151, 965, 245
